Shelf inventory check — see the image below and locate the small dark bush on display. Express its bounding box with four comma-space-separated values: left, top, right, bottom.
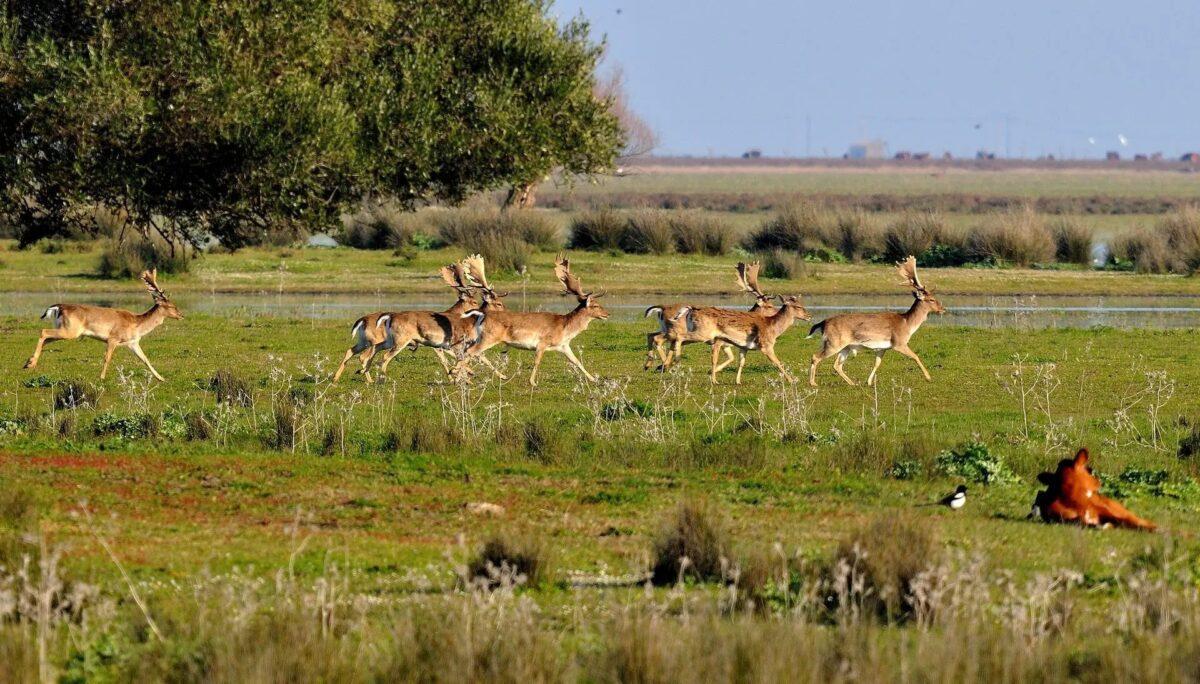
466, 533, 551, 589
568, 209, 627, 251
321, 422, 347, 456
521, 418, 571, 463
1051, 218, 1095, 266
267, 396, 299, 450
650, 499, 729, 586
209, 370, 254, 407
385, 414, 457, 454
54, 380, 99, 410
758, 249, 807, 280
340, 201, 437, 250
96, 235, 190, 279
1179, 425, 1200, 460
833, 210, 885, 262
53, 411, 78, 439
92, 412, 158, 440
831, 516, 937, 622
184, 411, 213, 441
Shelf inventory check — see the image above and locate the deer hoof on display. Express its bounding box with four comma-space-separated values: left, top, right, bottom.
23, 359, 35, 369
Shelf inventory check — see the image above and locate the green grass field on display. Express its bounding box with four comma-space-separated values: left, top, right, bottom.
4, 189, 1200, 679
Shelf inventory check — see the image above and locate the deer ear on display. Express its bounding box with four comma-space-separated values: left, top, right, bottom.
1073, 448, 1089, 467
1037, 472, 1055, 486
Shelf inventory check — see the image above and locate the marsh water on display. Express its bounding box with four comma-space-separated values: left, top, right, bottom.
4, 291, 1200, 329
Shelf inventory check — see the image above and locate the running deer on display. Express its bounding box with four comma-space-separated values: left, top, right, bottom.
1031, 448, 1156, 531
642, 262, 776, 371
332, 261, 490, 383
675, 282, 812, 385
457, 254, 609, 386
807, 256, 945, 387
24, 269, 183, 381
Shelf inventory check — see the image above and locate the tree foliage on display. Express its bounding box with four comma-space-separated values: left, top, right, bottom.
0, 0, 623, 247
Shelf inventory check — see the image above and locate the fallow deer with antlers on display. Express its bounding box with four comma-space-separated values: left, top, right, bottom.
24, 269, 183, 381
642, 262, 777, 372
457, 254, 609, 386
807, 256, 945, 387
332, 261, 490, 383
674, 271, 812, 384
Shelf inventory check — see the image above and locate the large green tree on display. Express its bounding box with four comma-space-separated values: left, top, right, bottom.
0, 0, 622, 247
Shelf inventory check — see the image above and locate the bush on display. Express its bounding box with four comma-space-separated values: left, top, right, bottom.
92, 412, 158, 440
267, 396, 299, 451
465, 533, 551, 589
671, 212, 737, 256
935, 440, 1015, 484
434, 209, 551, 272
184, 411, 213, 441
758, 249, 807, 280
745, 203, 834, 252
1051, 218, 1095, 266
833, 210, 885, 262
54, 381, 99, 410
832, 516, 937, 622
1160, 206, 1200, 274
208, 370, 254, 407
1180, 425, 1200, 460
1110, 228, 1172, 274
883, 212, 962, 264
520, 418, 571, 463
96, 236, 191, 279
650, 499, 729, 586
621, 210, 675, 254
966, 208, 1056, 266
568, 209, 627, 251
0, 488, 38, 569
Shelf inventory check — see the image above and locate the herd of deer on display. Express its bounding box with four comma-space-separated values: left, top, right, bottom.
16, 259, 1159, 530
20, 256, 947, 388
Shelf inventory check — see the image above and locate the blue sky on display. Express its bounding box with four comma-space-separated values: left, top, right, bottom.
552, 0, 1200, 158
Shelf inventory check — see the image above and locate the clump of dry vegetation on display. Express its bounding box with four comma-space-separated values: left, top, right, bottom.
966, 207, 1056, 266
650, 498, 729, 585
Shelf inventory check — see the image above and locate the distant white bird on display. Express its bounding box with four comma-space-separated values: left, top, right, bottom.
1118, 134, 1129, 147
1087, 137, 1097, 145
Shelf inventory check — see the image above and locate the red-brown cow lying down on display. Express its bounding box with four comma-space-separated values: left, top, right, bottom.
1031, 448, 1156, 531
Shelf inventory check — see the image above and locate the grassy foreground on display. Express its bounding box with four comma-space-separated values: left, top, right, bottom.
2, 309, 1200, 679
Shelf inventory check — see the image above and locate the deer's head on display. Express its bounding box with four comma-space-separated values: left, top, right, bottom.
461, 255, 508, 311
776, 294, 812, 321
141, 269, 183, 320
896, 256, 945, 315
556, 254, 608, 320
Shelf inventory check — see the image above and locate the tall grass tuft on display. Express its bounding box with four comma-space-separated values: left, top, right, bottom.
883, 212, 963, 264
568, 209, 627, 251
745, 203, 834, 252
466, 533, 552, 589
621, 210, 675, 254
1110, 227, 1172, 273
434, 209, 559, 272
1160, 205, 1200, 274
758, 249, 807, 280
670, 212, 738, 255
96, 235, 191, 279
650, 499, 729, 585
1051, 217, 1095, 266
833, 210, 885, 262
208, 370, 254, 407
832, 516, 937, 622
53, 380, 99, 410
966, 208, 1056, 266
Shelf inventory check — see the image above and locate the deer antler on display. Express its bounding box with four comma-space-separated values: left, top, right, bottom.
441, 263, 473, 293
140, 269, 168, 301
461, 254, 491, 291
895, 256, 925, 293
555, 254, 588, 300
735, 261, 768, 299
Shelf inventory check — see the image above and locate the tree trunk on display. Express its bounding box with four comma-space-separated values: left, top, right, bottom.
503, 182, 537, 210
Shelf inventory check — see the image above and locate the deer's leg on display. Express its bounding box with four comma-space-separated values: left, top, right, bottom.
431, 348, 453, 375
762, 344, 796, 384
866, 351, 886, 386
25, 328, 74, 369
894, 345, 932, 381
127, 341, 164, 381
559, 344, 596, 382
735, 349, 747, 385
529, 346, 547, 386
670, 338, 685, 369
832, 350, 856, 386
712, 342, 737, 374
332, 347, 358, 383
808, 344, 840, 387
99, 340, 118, 379
709, 342, 723, 384
377, 339, 414, 377
644, 333, 662, 371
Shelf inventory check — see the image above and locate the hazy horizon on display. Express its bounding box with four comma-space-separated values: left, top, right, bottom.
554, 0, 1200, 159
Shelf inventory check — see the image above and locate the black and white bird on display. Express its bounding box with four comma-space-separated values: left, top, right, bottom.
936, 485, 968, 510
